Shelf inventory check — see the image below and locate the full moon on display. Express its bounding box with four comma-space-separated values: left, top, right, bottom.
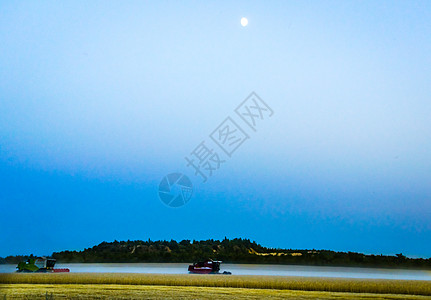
241, 17, 248, 27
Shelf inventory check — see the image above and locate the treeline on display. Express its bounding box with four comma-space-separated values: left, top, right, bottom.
0, 254, 39, 265
2, 238, 431, 269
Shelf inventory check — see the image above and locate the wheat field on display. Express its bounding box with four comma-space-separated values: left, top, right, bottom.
1, 273, 431, 297
2, 283, 431, 300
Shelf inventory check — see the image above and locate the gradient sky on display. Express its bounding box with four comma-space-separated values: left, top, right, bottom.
1, 1, 431, 258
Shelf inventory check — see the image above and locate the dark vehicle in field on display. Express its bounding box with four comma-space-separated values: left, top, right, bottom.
188, 259, 231, 274
16, 257, 70, 273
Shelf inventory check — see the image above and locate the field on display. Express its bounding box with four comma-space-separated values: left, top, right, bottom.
3, 284, 431, 299
1, 273, 431, 299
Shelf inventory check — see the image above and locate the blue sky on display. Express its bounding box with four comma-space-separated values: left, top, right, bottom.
1, 1, 430, 258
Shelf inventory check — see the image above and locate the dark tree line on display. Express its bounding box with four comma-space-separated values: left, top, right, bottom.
2, 238, 431, 269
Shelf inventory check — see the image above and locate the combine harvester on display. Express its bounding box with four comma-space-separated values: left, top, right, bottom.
188, 259, 231, 274
16, 257, 70, 273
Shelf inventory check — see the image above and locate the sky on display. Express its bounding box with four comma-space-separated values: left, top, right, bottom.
1, 1, 430, 258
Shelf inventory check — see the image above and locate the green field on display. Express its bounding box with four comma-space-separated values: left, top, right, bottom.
1, 273, 431, 299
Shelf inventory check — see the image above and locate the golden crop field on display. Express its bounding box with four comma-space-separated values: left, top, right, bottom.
1, 273, 431, 298
2, 283, 431, 300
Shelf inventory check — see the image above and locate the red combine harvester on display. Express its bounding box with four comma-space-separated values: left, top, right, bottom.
188, 259, 231, 274
16, 257, 70, 273
188, 259, 221, 274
